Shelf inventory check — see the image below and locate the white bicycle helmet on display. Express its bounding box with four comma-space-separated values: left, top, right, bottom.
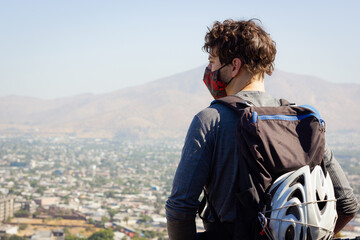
265, 165, 337, 240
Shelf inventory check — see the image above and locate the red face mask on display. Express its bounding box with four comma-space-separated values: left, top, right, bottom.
203, 64, 233, 99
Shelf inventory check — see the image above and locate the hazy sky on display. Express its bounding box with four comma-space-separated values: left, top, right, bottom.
1, 0, 359, 99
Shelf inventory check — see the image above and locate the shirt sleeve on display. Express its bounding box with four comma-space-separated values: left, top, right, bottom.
166, 114, 214, 239
323, 144, 359, 215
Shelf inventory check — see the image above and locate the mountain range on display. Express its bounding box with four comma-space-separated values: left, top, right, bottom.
1, 66, 359, 141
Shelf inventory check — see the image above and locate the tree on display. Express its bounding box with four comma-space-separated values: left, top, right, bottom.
62, 195, 70, 204
18, 224, 28, 231
63, 227, 70, 236
101, 216, 109, 223
104, 191, 115, 198
123, 216, 129, 225
65, 235, 85, 240
88, 229, 114, 240
87, 218, 95, 225
154, 194, 164, 214
36, 186, 47, 196
107, 209, 118, 222
139, 214, 153, 224
143, 230, 156, 238
90, 176, 108, 188
9, 235, 25, 240
30, 180, 38, 188
14, 209, 30, 218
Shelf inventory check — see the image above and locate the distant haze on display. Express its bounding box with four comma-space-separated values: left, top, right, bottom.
0, 67, 359, 146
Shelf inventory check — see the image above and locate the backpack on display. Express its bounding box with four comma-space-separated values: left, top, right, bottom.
198, 95, 330, 239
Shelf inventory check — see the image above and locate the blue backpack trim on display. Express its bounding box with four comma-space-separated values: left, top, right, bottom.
253, 113, 322, 123
252, 105, 325, 127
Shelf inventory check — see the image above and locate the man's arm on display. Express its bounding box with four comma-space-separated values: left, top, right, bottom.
323, 144, 359, 233
166, 114, 215, 240
166, 218, 197, 240
334, 213, 356, 234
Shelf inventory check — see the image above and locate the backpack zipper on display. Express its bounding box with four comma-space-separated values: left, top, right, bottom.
252, 111, 325, 127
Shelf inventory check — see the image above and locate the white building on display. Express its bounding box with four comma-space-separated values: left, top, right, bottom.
0, 196, 14, 222
0, 225, 18, 235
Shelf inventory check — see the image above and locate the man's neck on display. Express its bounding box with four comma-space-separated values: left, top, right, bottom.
226, 71, 265, 95
241, 80, 265, 92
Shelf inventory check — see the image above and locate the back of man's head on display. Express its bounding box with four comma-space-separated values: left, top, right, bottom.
203, 19, 277, 77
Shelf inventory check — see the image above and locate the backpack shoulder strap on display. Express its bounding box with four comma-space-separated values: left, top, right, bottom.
279, 98, 295, 106
211, 95, 251, 111
213, 96, 294, 108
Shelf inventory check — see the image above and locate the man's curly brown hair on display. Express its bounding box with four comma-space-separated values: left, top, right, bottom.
203, 19, 276, 76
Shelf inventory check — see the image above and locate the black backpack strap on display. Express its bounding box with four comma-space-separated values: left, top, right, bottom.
211, 95, 251, 112
198, 194, 207, 219
213, 95, 295, 109
198, 189, 221, 223
279, 98, 296, 106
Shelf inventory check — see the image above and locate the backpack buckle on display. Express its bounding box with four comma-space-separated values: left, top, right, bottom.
258, 212, 268, 229
258, 212, 275, 239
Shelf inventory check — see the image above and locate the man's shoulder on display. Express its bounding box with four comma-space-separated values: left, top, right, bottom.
189, 101, 240, 132
196, 100, 239, 119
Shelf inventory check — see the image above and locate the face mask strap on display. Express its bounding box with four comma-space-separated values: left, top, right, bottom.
216, 63, 228, 72
217, 63, 234, 85
226, 77, 234, 85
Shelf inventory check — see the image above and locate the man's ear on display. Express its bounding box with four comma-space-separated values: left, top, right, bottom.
231, 58, 242, 77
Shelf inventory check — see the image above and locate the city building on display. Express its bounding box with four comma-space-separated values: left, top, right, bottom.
34, 197, 60, 207
0, 196, 14, 222
0, 225, 18, 236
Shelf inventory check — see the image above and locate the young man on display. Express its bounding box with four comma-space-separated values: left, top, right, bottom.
166, 19, 358, 240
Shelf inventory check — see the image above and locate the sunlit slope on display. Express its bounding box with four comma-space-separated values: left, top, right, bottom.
1, 67, 359, 139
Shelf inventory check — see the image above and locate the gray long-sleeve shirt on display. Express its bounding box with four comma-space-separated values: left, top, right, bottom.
166, 91, 358, 239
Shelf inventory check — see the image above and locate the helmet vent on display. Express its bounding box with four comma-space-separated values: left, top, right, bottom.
287, 188, 303, 203
285, 205, 300, 220
285, 225, 295, 240
316, 191, 327, 213
299, 227, 303, 240
289, 174, 305, 187
307, 227, 313, 240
